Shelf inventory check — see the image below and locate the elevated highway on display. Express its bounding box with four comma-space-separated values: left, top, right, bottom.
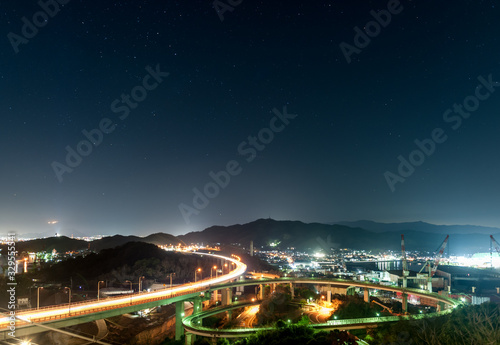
182, 277, 460, 343
0, 252, 246, 341
2, 255, 461, 344
183, 299, 457, 339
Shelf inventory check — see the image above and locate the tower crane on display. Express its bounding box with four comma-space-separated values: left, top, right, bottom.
418, 235, 449, 292
491, 235, 500, 254
490, 235, 500, 268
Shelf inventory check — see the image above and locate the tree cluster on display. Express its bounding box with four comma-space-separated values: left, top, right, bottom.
368, 302, 500, 345
31, 242, 221, 288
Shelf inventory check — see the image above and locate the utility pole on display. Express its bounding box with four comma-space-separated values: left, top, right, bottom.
169, 272, 175, 297
401, 235, 409, 288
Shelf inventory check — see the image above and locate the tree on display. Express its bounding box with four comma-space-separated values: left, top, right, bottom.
370, 303, 500, 345
232, 324, 356, 345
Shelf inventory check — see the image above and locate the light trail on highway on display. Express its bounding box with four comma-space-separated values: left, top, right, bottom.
0, 252, 246, 329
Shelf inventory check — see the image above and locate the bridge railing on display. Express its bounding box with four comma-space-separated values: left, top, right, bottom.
2, 286, 210, 328
15, 268, 240, 317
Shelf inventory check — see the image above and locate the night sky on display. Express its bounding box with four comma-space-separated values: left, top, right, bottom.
1, 0, 500, 237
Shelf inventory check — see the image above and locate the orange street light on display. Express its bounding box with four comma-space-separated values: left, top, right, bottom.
37, 287, 43, 310
64, 287, 71, 314
97, 281, 105, 301
138, 276, 145, 293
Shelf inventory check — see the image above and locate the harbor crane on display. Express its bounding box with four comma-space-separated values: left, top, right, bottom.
418, 235, 449, 292
491, 235, 500, 268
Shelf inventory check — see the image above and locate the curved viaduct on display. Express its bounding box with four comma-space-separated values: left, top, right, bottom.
181, 277, 460, 343
205, 276, 460, 307
0, 252, 246, 342
1, 255, 461, 344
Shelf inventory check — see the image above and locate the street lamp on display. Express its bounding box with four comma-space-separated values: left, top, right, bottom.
64, 287, 71, 315
211, 266, 218, 279
125, 280, 132, 305
138, 276, 145, 293
224, 263, 228, 274
195, 268, 202, 282
168, 273, 175, 297
97, 281, 104, 301
37, 287, 43, 310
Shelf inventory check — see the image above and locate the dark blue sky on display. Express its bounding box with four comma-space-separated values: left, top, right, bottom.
1, 0, 500, 237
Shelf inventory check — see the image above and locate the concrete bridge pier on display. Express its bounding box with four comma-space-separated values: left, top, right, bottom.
437, 301, 445, 312
193, 297, 202, 315
364, 288, 369, 303
402, 293, 408, 314
175, 301, 186, 341
221, 288, 233, 321
346, 286, 356, 296
221, 288, 232, 306
185, 332, 195, 345
290, 282, 294, 299
259, 284, 264, 299
327, 290, 332, 303
184, 298, 203, 344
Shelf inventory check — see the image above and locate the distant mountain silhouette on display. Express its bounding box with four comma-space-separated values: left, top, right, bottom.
9, 219, 500, 255
177, 218, 500, 254
89, 233, 182, 251
3, 233, 182, 253
178, 218, 393, 251
7, 236, 87, 253
333, 220, 500, 235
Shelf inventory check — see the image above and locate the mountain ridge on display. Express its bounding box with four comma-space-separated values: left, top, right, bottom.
6, 219, 500, 255
177, 218, 500, 254
2, 233, 182, 254
332, 220, 500, 235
